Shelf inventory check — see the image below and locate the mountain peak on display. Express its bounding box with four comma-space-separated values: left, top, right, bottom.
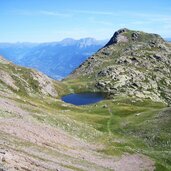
59, 38, 100, 47
104, 28, 164, 47
78, 38, 98, 48
69, 29, 171, 104
105, 28, 129, 47
59, 38, 76, 45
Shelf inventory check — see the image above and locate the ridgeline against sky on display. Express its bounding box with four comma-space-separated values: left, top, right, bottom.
1, 0, 171, 42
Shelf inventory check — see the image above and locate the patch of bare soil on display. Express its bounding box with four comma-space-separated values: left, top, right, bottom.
0, 97, 155, 171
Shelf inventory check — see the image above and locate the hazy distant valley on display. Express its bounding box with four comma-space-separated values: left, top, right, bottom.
0, 38, 106, 80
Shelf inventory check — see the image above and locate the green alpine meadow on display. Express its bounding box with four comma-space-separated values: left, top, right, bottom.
0, 0, 171, 170
0, 28, 171, 171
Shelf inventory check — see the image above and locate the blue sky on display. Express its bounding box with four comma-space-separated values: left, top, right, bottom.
1, 0, 171, 42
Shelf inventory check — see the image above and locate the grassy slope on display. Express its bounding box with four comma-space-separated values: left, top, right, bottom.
20, 90, 171, 170
56, 98, 167, 171
61, 77, 171, 170
60, 32, 171, 170
0, 56, 170, 170
1, 73, 170, 170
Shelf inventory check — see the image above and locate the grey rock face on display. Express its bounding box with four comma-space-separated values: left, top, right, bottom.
69, 29, 171, 104
0, 163, 6, 171
132, 32, 139, 41
105, 28, 129, 47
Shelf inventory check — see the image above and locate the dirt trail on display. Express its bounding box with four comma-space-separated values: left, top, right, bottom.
107, 106, 113, 136
0, 96, 155, 171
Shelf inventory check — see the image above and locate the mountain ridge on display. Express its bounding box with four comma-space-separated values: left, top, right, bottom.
0, 55, 61, 97
0, 30, 171, 170
0, 54, 159, 171
0, 38, 106, 80
68, 28, 171, 105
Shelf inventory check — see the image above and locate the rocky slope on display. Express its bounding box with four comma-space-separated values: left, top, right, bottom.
69, 28, 171, 105
0, 45, 170, 170
0, 55, 156, 171
0, 55, 59, 97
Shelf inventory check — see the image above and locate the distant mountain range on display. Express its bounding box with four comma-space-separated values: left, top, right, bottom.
0, 38, 107, 79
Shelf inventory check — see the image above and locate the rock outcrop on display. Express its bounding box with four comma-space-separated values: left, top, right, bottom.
0, 55, 58, 97
105, 28, 129, 46
69, 29, 171, 104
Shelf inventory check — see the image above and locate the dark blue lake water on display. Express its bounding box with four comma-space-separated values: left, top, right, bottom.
61, 92, 104, 106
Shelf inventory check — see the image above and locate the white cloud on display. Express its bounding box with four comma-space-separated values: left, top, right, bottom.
39, 10, 72, 17
6, 9, 171, 40
11, 9, 72, 18
69, 10, 116, 16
